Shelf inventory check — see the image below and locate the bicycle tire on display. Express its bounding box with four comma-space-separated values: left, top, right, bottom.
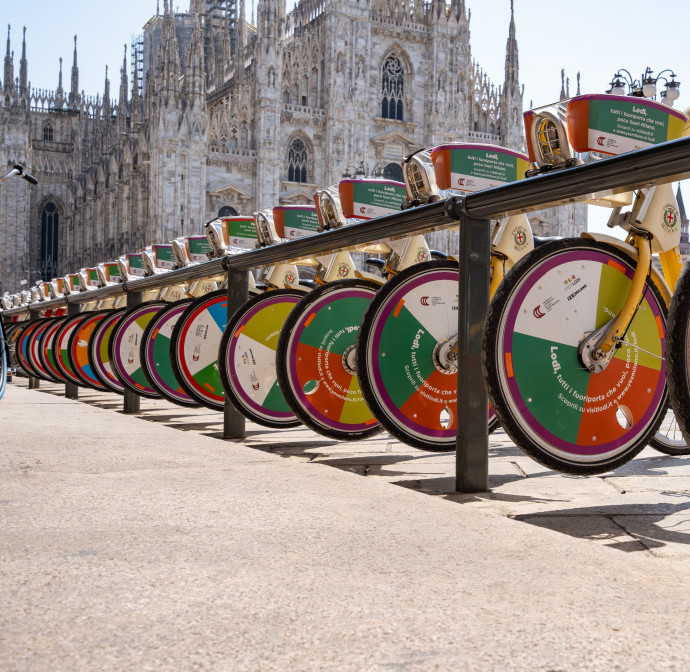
140, 300, 199, 408
647, 403, 690, 455
356, 259, 499, 452
483, 238, 669, 475
170, 290, 231, 411
219, 289, 302, 428
31, 320, 62, 382
665, 261, 690, 449
109, 301, 166, 398
37, 317, 69, 383
17, 321, 45, 379
88, 309, 126, 394
276, 279, 382, 441
67, 310, 112, 391
5, 322, 29, 375
54, 314, 93, 386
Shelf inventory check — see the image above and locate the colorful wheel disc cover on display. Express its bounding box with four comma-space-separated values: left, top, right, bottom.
90, 311, 125, 393
69, 312, 108, 390
174, 293, 228, 409
27, 321, 53, 380
111, 303, 165, 397
285, 285, 379, 433
499, 248, 666, 461
40, 319, 68, 382
18, 323, 42, 377
143, 303, 196, 405
56, 316, 89, 385
366, 268, 461, 441
224, 292, 300, 424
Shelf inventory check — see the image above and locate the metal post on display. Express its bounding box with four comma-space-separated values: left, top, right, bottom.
123, 291, 142, 414
223, 267, 248, 439
65, 302, 81, 399
456, 200, 491, 493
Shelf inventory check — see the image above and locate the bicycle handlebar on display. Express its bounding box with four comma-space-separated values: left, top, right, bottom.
1, 164, 38, 185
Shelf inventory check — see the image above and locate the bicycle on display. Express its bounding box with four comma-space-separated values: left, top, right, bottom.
354, 144, 534, 451
483, 93, 688, 474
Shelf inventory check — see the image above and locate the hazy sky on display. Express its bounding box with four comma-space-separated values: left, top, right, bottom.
4, 0, 689, 232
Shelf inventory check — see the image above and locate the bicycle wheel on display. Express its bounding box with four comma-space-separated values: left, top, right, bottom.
140, 300, 198, 407
109, 301, 166, 398
665, 262, 690, 449
67, 310, 111, 391
356, 260, 499, 452
55, 314, 92, 386
37, 317, 69, 383
648, 404, 689, 455
276, 279, 382, 440
88, 309, 126, 394
219, 289, 302, 428
483, 238, 668, 475
26, 320, 60, 382
17, 322, 44, 379
5, 322, 29, 375
170, 290, 229, 410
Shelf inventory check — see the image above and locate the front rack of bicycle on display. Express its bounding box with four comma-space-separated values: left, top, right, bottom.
4, 133, 690, 492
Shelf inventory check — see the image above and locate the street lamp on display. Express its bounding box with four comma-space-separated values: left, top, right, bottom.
606, 67, 681, 106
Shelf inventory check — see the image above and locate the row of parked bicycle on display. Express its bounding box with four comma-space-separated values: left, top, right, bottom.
4, 92, 690, 476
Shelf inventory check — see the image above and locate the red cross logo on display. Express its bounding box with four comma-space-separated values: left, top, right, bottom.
516, 231, 525, 244
667, 211, 675, 224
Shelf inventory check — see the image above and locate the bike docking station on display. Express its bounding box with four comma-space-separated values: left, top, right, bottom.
4, 127, 690, 493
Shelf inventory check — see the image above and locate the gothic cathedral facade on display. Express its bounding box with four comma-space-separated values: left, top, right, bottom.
0, 0, 583, 293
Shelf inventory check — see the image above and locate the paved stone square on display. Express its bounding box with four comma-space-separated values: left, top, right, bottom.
3, 378, 690, 671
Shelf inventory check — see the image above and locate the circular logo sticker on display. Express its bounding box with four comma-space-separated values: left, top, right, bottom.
416, 248, 429, 262
284, 271, 296, 285
513, 226, 528, 250
337, 263, 350, 278
662, 204, 679, 234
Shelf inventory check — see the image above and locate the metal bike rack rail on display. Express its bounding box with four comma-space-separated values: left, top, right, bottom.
4, 135, 690, 493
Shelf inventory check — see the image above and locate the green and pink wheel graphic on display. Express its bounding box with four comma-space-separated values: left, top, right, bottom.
55, 314, 91, 385
276, 279, 382, 440
483, 239, 668, 474
27, 320, 56, 381
170, 290, 228, 411
109, 302, 166, 398
140, 300, 198, 408
38, 317, 68, 383
88, 309, 126, 394
68, 311, 110, 391
356, 260, 497, 451
219, 289, 302, 428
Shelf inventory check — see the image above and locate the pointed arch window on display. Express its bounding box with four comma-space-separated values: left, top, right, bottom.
381, 55, 404, 121
40, 202, 59, 280
43, 122, 54, 142
287, 138, 308, 183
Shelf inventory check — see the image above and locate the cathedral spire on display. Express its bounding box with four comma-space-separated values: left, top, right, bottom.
118, 44, 129, 124
130, 42, 141, 126
103, 65, 111, 118
19, 27, 27, 97
4, 25, 14, 96
504, 0, 518, 87
70, 35, 79, 107
56, 56, 64, 108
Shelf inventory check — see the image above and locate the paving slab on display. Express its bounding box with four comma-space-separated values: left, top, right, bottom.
5, 380, 690, 670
